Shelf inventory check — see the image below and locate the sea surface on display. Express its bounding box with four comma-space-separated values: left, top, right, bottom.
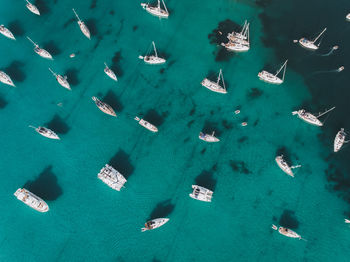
1, 0, 350, 261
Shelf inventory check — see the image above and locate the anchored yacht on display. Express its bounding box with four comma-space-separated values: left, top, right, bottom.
299, 28, 326, 50
346, 13, 350, 21
30, 126, 60, 140
134, 116, 158, 132
222, 22, 250, 52
258, 60, 288, 84
0, 25, 15, 40
104, 63, 118, 81
201, 69, 227, 94
14, 188, 49, 212
275, 155, 300, 177
141, 218, 169, 232
98, 164, 126, 191
227, 20, 248, 41
73, 8, 91, 39
27, 36, 53, 60
139, 41, 166, 65
292, 107, 335, 126
189, 185, 213, 202
199, 131, 219, 142
141, 0, 169, 18
26, 0, 40, 15
277, 226, 302, 239
49, 68, 71, 90
92, 96, 116, 117
334, 128, 346, 152
0, 71, 15, 87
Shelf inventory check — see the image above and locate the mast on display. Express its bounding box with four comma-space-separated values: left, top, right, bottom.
152, 41, 158, 57
245, 23, 250, 43
275, 60, 288, 81
26, 36, 38, 47
157, 0, 161, 11
104, 62, 108, 68
162, 0, 168, 14
48, 67, 57, 77
317, 106, 335, 118
72, 8, 81, 22
313, 28, 327, 44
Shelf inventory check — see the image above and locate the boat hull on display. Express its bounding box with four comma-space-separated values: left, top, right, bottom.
258, 71, 283, 84
298, 38, 318, 50
14, 188, 49, 212
141, 218, 169, 232
201, 79, 226, 94
275, 156, 294, 177
141, 4, 169, 18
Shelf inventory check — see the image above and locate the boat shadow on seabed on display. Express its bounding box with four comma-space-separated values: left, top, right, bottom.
149, 199, 175, 220
108, 149, 134, 179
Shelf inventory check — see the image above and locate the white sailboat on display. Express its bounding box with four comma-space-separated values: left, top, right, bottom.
73, 8, 91, 39
98, 164, 127, 191
258, 60, 288, 85
201, 69, 227, 94
292, 106, 335, 126
334, 128, 347, 152
29, 125, 60, 140
275, 155, 301, 177
25, 0, 40, 16
222, 22, 250, 52
299, 28, 327, 50
92, 96, 117, 117
14, 188, 49, 212
141, 0, 169, 18
104, 63, 118, 81
141, 218, 169, 232
346, 13, 350, 21
139, 41, 166, 65
189, 185, 213, 202
27, 36, 53, 60
0, 71, 15, 87
272, 225, 302, 239
0, 25, 15, 40
199, 131, 219, 142
48, 68, 71, 90
134, 116, 158, 132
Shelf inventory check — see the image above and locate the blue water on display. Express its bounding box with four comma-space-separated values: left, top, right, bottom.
1, 0, 350, 261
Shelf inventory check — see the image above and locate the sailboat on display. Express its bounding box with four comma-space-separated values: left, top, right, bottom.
27, 36, 53, 60
258, 60, 288, 84
72, 8, 91, 39
334, 128, 347, 152
48, 68, 71, 90
346, 13, 350, 21
199, 131, 220, 142
0, 71, 15, 87
92, 96, 117, 117
29, 126, 60, 140
134, 116, 158, 132
0, 25, 15, 40
292, 106, 335, 126
272, 225, 302, 239
275, 155, 301, 177
222, 22, 250, 52
141, 218, 169, 232
104, 63, 118, 81
299, 28, 327, 50
201, 69, 227, 94
139, 41, 166, 65
141, 0, 169, 18
25, 0, 40, 15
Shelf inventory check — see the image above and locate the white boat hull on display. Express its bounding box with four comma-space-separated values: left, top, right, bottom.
293, 110, 322, 126
78, 21, 91, 39
0, 71, 15, 87
14, 188, 49, 212
57, 75, 71, 90
0, 25, 15, 40
275, 155, 294, 177
141, 3, 169, 18
201, 78, 226, 94
334, 128, 346, 152
35, 47, 53, 60
142, 218, 169, 232
104, 68, 118, 81
278, 227, 301, 239
189, 185, 213, 202
26, 2, 40, 15
199, 132, 219, 142
221, 42, 250, 52
92, 96, 117, 117
258, 71, 283, 84
298, 38, 318, 50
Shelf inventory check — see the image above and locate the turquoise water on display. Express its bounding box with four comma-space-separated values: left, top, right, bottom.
1, 0, 350, 261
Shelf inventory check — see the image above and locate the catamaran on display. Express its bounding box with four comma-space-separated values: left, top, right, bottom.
25, 0, 40, 15
222, 22, 250, 52
141, 0, 169, 18
189, 185, 213, 202
134, 116, 158, 132
334, 128, 347, 152
92, 96, 116, 117
199, 131, 219, 142
0, 25, 15, 40
258, 60, 288, 84
14, 188, 49, 212
73, 8, 91, 39
0, 71, 15, 87
104, 63, 118, 81
201, 69, 227, 94
139, 41, 166, 65
275, 155, 301, 177
141, 218, 169, 232
48, 68, 71, 90
27, 36, 53, 60
292, 106, 335, 126
29, 125, 60, 140
299, 28, 327, 50
98, 164, 127, 191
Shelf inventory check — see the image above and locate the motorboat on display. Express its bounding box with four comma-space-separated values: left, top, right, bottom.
14, 188, 49, 212
134, 116, 158, 132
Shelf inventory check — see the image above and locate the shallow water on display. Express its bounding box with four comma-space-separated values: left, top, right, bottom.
0, 0, 350, 261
